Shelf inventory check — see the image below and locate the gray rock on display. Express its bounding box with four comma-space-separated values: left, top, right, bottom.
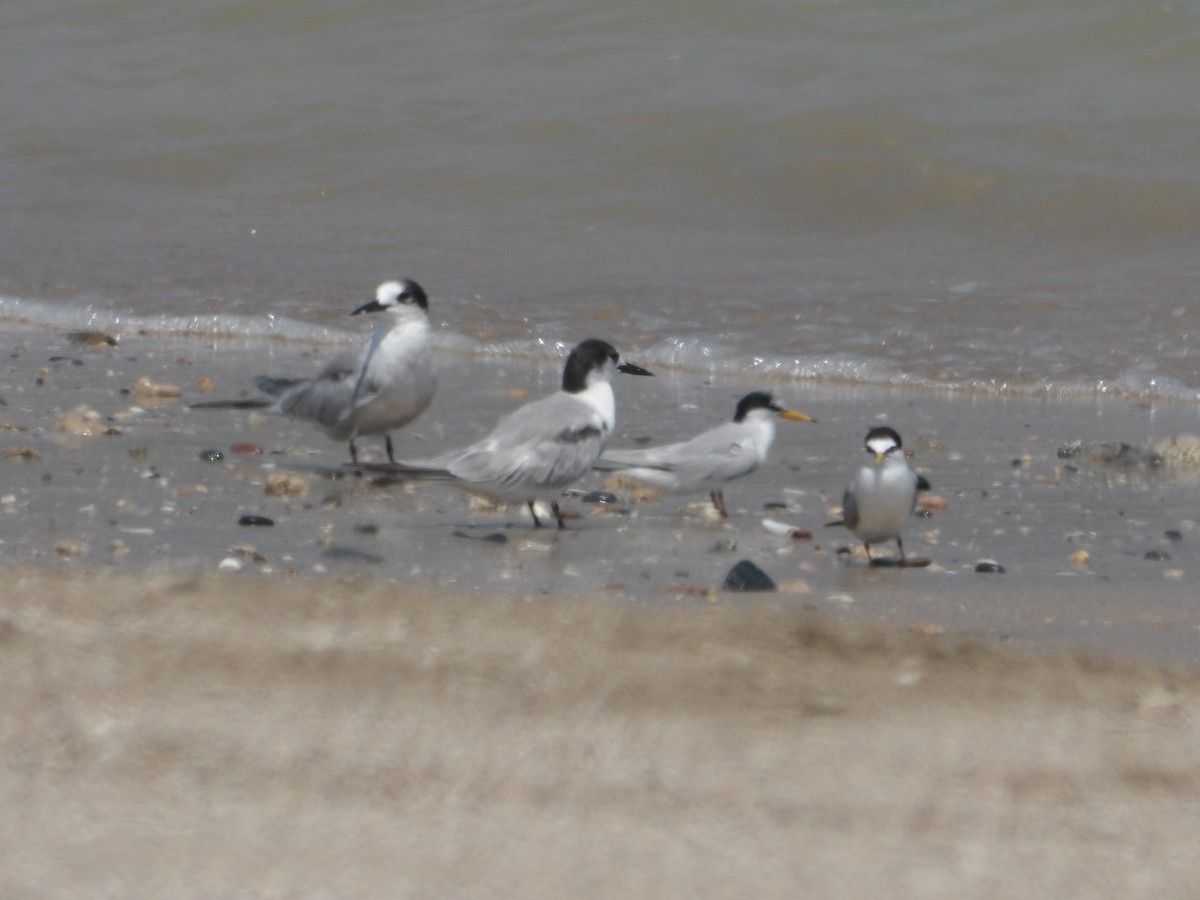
321, 546, 384, 564
722, 559, 777, 592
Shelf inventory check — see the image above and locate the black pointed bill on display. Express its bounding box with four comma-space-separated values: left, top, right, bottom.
351, 299, 386, 316
617, 362, 654, 376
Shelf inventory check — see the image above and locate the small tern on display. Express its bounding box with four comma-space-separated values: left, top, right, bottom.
830, 425, 927, 566
192, 279, 436, 463
393, 338, 652, 528
598, 391, 814, 517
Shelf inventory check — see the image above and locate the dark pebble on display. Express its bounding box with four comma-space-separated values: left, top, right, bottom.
1144, 550, 1170, 562
722, 559, 777, 592
452, 530, 509, 544
762, 501, 788, 510
67, 331, 118, 347
199, 449, 224, 462
238, 514, 274, 527
708, 538, 738, 554
48, 356, 84, 366
321, 546, 384, 564
975, 561, 1005, 574
1165, 529, 1183, 542
353, 523, 379, 536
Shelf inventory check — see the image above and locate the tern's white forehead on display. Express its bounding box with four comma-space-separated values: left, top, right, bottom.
377, 280, 405, 302
866, 433, 899, 455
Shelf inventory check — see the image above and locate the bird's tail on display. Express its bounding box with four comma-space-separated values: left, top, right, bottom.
348, 459, 456, 480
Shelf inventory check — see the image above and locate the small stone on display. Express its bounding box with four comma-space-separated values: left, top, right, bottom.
778, 579, 812, 595
67, 331, 118, 347
196, 377, 218, 392
264, 472, 309, 497
2, 446, 40, 462
353, 523, 379, 536
238, 514, 274, 527
229, 545, 268, 564
602, 474, 663, 503
55, 541, 88, 557
218, 557, 244, 571
132, 377, 182, 401
975, 560, 1006, 574
320, 546, 384, 564
910, 622, 945, 636
916, 494, 948, 513
198, 449, 224, 462
230, 442, 263, 455
453, 530, 509, 544
722, 559, 777, 592
1068, 549, 1091, 568
578, 490, 620, 505
1164, 529, 1183, 542
1144, 550, 1170, 562
57, 405, 104, 436
761, 519, 808, 539
708, 538, 738, 553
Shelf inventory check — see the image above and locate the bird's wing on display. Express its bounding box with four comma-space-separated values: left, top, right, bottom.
839, 482, 860, 530
604, 424, 760, 484
445, 392, 609, 490
268, 344, 372, 432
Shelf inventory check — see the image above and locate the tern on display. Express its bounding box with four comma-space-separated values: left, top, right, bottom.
831, 425, 926, 565
598, 391, 814, 517
192, 279, 436, 463
390, 338, 652, 528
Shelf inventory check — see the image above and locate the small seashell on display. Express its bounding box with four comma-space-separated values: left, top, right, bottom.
778, 579, 812, 595
132, 377, 182, 400
916, 494, 948, 513
264, 472, 310, 497
57, 405, 103, 436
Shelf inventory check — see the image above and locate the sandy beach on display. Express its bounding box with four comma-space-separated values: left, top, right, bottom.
3, 327, 1200, 895
3, 571, 1199, 898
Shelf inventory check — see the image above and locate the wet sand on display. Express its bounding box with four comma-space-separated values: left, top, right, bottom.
3, 326, 1200, 894
3, 325, 1199, 664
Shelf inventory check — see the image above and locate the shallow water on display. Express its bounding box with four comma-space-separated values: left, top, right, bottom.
3, 0, 1200, 398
